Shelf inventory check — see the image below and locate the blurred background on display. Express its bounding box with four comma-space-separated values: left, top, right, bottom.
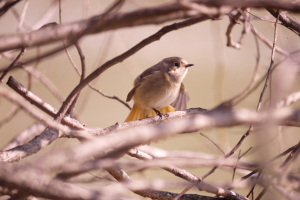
0, 0, 300, 198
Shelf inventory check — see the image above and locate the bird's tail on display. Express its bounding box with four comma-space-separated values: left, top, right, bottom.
125, 104, 176, 143
125, 104, 175, 122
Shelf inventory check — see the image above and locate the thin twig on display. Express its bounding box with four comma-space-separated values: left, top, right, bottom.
265, 12, 279, 109
252, 26, 288, 56
200, 132, 225, 156
247, 11, 276, 23
0, 48, 26, 83
240, 147, 252, 158
62, 37, 131, 110
58, 3, 82, 117
0, 105, 21, 128
255, 183, 270, 200
88, 84, 131, 110
246, 171, 262, 199
16, 0, 29, 32
252, 141, 300, 200
226, 9, 244, 49
232, 150, 242, 182
238, 8, 251, 45
22, 67, 65, 103
65, 42, 86, 116
241, 142, 300, 180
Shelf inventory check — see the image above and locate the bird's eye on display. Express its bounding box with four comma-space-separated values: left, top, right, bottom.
174, 62, 180, 67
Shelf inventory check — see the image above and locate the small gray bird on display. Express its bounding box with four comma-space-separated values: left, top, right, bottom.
125, 57, 192, 122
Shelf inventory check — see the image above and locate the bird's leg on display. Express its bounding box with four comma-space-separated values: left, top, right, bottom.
152, 108, 168, 120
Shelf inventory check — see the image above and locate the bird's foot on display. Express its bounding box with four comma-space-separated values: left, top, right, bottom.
152, 108, 168, 120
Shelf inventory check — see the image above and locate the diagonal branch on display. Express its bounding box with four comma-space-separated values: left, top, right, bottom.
0, 48, 26, 82
267, 8, 300, 35
6, 76, 85, 130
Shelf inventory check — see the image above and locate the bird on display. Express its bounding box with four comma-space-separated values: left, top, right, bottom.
125, 57, 193, 122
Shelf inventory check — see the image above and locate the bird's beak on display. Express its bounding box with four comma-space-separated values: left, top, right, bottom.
186, 64, 194, 68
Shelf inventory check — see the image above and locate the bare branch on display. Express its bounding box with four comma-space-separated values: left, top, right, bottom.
257, 12, 279, 110
0, 85, 70, 134
88, 84, 132, 110
2, 123, 45, 151
22, 67, 65, 102
0, 0, 22, 17
268, 8, 300, 35
276, 91, 300, 108
6, 76, 85, 129
65, 43, 86, 116
16, 0, 29, 32
0, 105, 21, 128
0, 2, 212, 52
252, 25, 288, 56
226, 9, 244, 49
0, 48, 26, 82
200, 132, 225, 156
0, 164, 102, 200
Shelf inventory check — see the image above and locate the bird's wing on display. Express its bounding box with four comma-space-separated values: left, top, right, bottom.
126, 64, 163, 102
134, 64, 163, 84
171, 83, 190, 111
126, 83, 140, 102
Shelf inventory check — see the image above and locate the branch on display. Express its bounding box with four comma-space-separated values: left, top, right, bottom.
267, 8, 300, 35
88, 84, 131, 110
0, 0, 22, 17
63, 41, 131, 110
226, 9, 244, 49
276, 91, 300, 108
0, 85, 70, 134
0, 2, 212, 52
0, 105, 21, 128
252, 25, 288, 56
6, 76, 85, 130
65, 42, 86, 116
257, 11, 279, 109
0, 163, 102, 200
2, 123, 45, 151
0, 48, 25, 82
22, 67, 65, 103
1, 0, 300, 53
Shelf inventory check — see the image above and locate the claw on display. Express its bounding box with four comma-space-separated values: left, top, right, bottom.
152, 108, 168, 120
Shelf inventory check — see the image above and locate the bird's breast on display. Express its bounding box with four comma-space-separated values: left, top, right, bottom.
133, 72, 181, 109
